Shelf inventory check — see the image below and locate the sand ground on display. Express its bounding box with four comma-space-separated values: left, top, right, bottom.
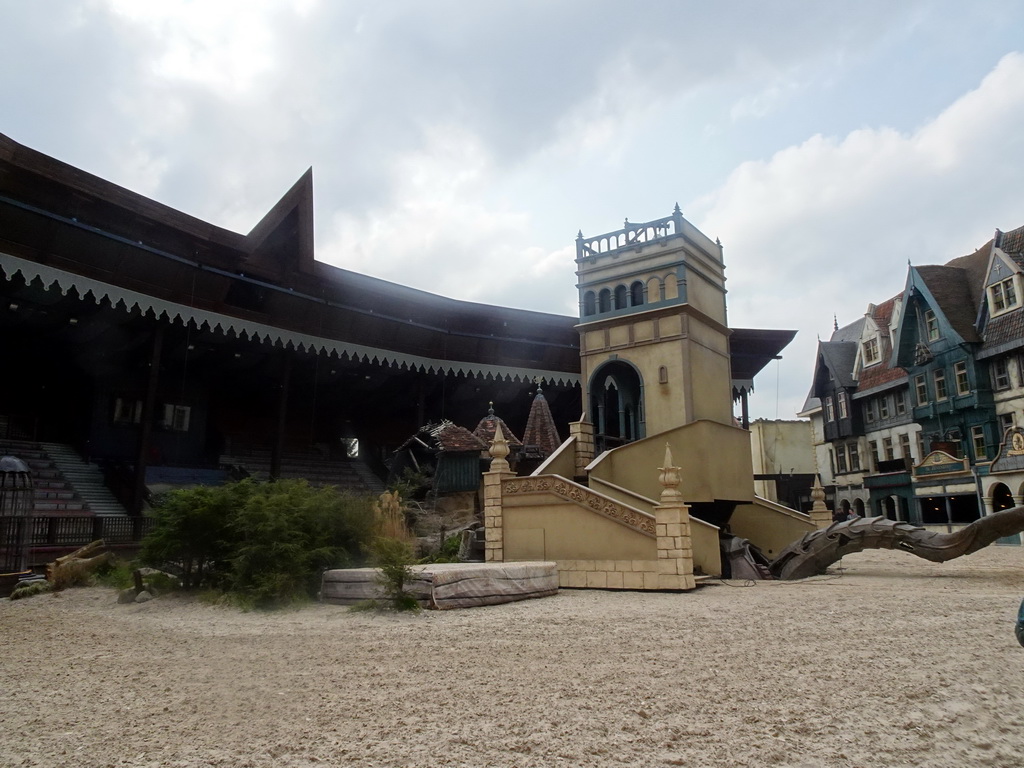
2, 546, 1023, 768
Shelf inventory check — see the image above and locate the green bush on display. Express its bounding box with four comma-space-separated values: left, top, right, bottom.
9, 581, 52, 600
350, 536, 421, 612
141, 479, 377, 607
92, 559, 136, 590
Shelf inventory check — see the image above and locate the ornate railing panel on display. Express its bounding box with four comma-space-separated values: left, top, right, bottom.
502, 475, 655, 536
575, 207, 683, 260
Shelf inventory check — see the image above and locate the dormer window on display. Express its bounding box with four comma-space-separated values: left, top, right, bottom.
863, 337, 880, 365
824, 396, 835, 422
989, 276, 1020, 316
924, 309, 940, 342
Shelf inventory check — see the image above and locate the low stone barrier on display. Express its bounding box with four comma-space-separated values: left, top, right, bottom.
321, 561, 558, 610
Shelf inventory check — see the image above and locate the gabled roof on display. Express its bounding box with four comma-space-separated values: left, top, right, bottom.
980, 310, 1024, 358
857, 296, 908, 393
817, 341, 859, 390
431, 422, 488, 453
914, 264, 982, 343
831, 317, 865, 344
998, 223, 1024, 258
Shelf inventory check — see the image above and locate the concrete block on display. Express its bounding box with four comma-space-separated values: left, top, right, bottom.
566, 570, 587, 588
622, 571, 645, 589
642, 571, 659, 590
656, 508, 682, 525
657, 559, 679, 575
606, 571, 624, 589
595, 560, 615, 572
658, 574, 683, 590
586, 571, 607, 588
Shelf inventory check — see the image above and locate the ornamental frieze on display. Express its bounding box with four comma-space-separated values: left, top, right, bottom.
503, 475, 655, 536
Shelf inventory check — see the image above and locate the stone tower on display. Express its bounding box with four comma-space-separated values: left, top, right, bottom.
575, 205, 733, 450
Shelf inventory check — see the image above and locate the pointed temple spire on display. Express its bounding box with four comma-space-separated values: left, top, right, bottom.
521, 384, 561, 460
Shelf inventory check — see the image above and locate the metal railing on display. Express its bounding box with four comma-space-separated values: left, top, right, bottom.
0, 516, 153, 566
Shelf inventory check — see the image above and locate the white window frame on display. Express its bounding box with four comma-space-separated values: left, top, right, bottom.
954, 361, 970, 396
160, 403, 191, 432
883, 437, 895, 461
971, 426, 986, 460
865, 399, 878, 423
895, 390, 907, 415
993, 358, 1011, 391
924, 309, 940, 342
989, 276, 1020, 316
862, 337, 880, 366
113, 397, 142, 425
915, 374, 928, 406
899, 433, 911, 462
934, 369, 948, 401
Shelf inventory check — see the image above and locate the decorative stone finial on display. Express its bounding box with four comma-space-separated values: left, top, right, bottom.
488, 401, 494, 416
658, 443, 683, 503
811, 475, 826, 508
673, 202, 682, 215
489, 423, 511, 472
808, 474, 832, 529
576, 229, 584, 241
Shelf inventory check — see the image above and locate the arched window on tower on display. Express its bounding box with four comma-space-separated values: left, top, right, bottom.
582, 291, 596, 317
598, 288, 612, 313
630, 281, 644, 307
614, 284, 627, 310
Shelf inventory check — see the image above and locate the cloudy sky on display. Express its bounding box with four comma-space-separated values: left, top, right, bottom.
3, 1, 1024, 420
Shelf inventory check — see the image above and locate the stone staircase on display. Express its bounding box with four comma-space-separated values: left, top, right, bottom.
39, 442, 127, 517
0, 439, 88, 515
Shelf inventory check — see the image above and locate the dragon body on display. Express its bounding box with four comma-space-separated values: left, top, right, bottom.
768, 507, 1024, 581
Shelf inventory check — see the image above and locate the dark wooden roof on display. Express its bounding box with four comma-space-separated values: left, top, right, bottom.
1, 132, 795, 391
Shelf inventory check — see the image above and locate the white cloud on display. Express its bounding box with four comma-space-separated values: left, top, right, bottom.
691, 52, 1024, 418
101, 0, 283, 94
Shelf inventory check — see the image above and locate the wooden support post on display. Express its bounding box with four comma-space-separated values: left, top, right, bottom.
132, 323, 164, 516
270, 351, 292, 481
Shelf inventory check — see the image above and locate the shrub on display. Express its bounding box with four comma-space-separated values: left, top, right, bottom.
369, 536, 420, 612
9, 581, 52, 600
141, 479, 377, 607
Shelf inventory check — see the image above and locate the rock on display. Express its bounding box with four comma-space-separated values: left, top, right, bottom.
117, 588, 138, 604
134, 590, 154, 603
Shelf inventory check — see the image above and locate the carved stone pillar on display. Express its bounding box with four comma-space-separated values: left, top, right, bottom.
484, 425, 515, 562
654, 444, 695, 590
809, 475, 832, 529
568, 417, 595, 481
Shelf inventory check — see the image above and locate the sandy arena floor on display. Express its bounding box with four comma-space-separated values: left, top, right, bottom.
2, 546, 1023, 768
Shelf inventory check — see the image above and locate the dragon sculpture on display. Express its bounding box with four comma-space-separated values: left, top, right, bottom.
766, 507, 1024, 581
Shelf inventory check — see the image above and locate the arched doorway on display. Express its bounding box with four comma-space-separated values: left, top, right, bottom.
853, 498, 865, 517
883, 496, 897, 520
589, 360, 644, 453
991, 482, 1014, 512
